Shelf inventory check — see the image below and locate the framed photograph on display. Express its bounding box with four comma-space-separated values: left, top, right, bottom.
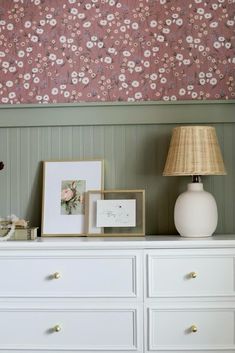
41, 160, 103, 236
86, 190, 145, 236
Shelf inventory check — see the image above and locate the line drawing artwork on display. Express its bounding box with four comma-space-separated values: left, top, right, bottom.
96, 199, 136, 227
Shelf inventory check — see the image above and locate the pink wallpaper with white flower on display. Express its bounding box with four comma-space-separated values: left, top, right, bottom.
0, 0, 234, 104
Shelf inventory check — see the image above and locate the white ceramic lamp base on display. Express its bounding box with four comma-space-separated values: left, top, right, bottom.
174, 183, 218, 237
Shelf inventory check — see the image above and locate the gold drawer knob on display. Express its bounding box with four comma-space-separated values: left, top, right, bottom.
190, 272, 197, 279
53, 272, 61, 279
54, 325, 61, 332
191, 325, 198, 333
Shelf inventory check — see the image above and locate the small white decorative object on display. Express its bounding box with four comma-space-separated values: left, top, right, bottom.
0, 215, 34, 241
0, 221, 15, 241
174, 183, 218, 237
163, 126, 226, 238
0, 215, 22, 241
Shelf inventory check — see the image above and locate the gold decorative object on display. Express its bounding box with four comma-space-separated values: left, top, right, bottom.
191, 325, 198, 333
190, 272, 198, 279
53, 272, 61, 279
53, 325, 61, 332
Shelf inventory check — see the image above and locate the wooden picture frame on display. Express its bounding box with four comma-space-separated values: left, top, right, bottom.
41, 160, 103, 237
85, 189, 145, 237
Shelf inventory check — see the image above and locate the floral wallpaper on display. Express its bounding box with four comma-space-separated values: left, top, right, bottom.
0, 0, 234, 104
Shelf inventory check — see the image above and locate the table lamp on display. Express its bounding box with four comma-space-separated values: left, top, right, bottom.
163, 126, 226, 237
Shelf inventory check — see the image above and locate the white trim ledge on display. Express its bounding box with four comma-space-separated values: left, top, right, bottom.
0, 235, 235, 250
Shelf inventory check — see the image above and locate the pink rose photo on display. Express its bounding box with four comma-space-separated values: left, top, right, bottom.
61, 180, 85, 215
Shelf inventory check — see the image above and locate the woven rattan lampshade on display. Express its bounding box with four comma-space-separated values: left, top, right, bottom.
163, 126, 226, 176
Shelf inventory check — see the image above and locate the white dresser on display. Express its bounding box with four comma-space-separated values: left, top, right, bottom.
0, 235, 235, 353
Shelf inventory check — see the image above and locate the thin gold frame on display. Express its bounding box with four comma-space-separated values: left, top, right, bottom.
85, 189, 145, 237
41, 159, 104, 237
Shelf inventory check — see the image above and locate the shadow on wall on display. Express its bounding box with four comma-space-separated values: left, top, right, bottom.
124, 127, 183, 235
26, 163, 43, 229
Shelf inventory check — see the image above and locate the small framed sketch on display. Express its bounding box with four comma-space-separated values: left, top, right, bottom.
41, 160, 103, 236
86, 190, 145, 236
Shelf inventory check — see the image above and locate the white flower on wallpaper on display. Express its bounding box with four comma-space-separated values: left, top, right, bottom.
0, 0, 234, 104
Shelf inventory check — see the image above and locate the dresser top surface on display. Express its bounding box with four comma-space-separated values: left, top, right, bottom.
0, 234, 235, 250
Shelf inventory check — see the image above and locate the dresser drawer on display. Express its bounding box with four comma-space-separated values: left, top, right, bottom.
147, 307, 235, 352
146, 250, 235, 298
0, 305, 142, 352
0, 250, 141, 298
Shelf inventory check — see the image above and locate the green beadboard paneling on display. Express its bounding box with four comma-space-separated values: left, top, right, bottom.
0, 122, 234, 235
0, 101, 234, 127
